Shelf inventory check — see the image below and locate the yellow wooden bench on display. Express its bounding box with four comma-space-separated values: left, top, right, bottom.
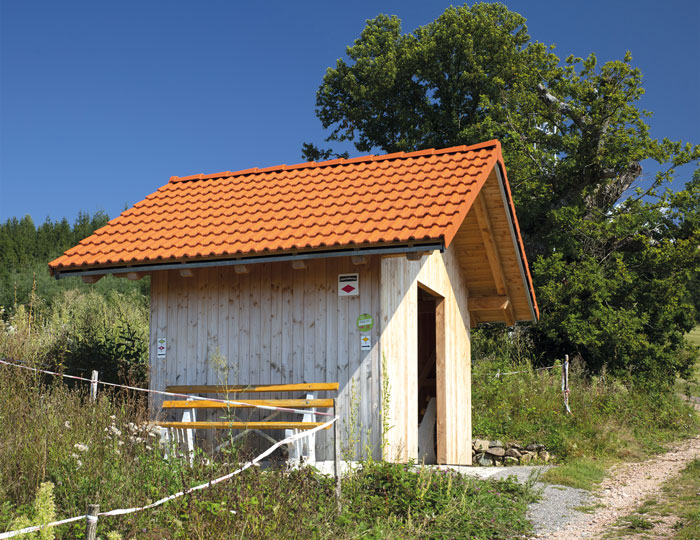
155, 382, 339, 471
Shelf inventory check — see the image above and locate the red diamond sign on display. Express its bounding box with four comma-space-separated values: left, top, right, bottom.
338, 273, 359, 296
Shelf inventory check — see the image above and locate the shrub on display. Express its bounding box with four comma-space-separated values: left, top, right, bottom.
0, 288, 149, 384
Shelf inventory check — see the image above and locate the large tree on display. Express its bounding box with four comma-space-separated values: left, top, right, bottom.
305, 3, 700, 383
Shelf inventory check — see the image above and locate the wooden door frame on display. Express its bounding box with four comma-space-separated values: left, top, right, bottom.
417, 282, 446, 464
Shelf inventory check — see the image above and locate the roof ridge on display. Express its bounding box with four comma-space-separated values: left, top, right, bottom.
168, 140, 500, 184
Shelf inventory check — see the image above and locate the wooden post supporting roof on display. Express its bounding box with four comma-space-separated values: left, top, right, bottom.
472, 193, 516, 326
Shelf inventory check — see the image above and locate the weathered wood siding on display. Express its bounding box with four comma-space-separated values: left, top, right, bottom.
380, 246, 472, 465
149, 256, 382, 461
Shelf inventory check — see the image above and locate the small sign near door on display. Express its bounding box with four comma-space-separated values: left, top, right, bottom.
157, 337, 167, 359
360, 334, 371, 350
338, 273, 359, 296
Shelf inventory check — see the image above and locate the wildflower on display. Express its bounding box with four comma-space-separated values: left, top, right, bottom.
64, 421, 71, 429
74, 443, 89, 452
109, 426, 122, 437
71, 453, 80, 459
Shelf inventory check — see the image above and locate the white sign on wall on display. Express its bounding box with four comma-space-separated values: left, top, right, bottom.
157, 337, 167, 359
360, 334, 371, 350
338, 273, 359, 296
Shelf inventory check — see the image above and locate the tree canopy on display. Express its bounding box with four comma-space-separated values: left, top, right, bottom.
305, 2, 700, 383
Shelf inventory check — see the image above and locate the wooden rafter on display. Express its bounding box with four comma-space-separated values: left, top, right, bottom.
471, 194, 516, 326
468, 295, 510, 312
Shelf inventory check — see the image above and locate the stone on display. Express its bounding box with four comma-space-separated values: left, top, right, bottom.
489, 440, 504, 448
525, 443, 541, 452
504, 456, 519, 466
509, 443, 522, 450
538, 450, 550, 463
473, 439, 490, 452
519, 453, 533, 464
478, 455, 492, 466
486, 446, 505, 457
505, 448, 522, 458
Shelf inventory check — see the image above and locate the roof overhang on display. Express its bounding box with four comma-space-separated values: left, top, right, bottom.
52, 240, 445, 280
449, 159, 539, 324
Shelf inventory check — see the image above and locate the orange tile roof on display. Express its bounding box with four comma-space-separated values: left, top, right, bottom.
49, 140, 513, 274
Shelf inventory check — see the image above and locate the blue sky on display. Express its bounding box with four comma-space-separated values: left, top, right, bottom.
1, 0, 698, 223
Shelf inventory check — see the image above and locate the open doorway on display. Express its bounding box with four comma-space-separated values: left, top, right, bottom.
417, 285, 443, 464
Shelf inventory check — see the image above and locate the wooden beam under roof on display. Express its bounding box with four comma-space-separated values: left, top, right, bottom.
468, 295, 510, 311
472, 193, 516, 326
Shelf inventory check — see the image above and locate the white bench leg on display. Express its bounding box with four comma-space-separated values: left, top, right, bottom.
301, 393, 316, 464
285, 392, 316, 466
181, 398, 196, 465
160, 427, 171, 460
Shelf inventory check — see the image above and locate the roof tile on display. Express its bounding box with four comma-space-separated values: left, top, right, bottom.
49, 141, 504, 272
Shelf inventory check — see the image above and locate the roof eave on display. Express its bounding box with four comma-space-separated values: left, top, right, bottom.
51, 240, 446, 280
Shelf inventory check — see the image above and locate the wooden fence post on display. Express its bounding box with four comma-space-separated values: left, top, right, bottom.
562, 355, 571, 414
90, 371, 98, 402
85, 504, 99, 540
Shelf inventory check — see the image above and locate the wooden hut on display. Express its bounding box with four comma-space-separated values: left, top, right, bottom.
49, 140, 538, 466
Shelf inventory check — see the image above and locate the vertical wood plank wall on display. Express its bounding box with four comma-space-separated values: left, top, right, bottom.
149, 256, 382, 461
380, 246, 472, 465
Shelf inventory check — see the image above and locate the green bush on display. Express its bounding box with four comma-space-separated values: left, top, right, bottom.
0, 288, 149, 384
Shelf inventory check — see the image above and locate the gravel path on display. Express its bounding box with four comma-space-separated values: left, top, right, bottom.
453, 465, 596, 536
453, 404, 700, 539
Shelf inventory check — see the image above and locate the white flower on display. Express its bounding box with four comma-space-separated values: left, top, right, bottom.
76, 459, 82, 469
64, 421, 71, 429
74, 443, 89, 452
71, 453, 80, 459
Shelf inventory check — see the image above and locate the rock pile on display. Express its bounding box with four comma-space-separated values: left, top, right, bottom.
471, 439, 551, 466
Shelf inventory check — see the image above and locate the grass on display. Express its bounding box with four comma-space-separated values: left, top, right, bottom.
540, 457, 610, 490
603, 459, 700, 539
676, 326, 700, 399
472, 355, 699, 463
472, 344, 699, 492
0, 365, 538, 540
686, 326, 700, 348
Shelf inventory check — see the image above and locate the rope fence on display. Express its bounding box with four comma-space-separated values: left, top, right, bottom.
0, 358, 338, 539
0, 359, 333, 417
484, 355, 573, 415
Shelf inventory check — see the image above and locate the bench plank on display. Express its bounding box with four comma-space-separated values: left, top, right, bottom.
162, 399, 334, 409
165, 383, 339, 393
154, 421, 330, 430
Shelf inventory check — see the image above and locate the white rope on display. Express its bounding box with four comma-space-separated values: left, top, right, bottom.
494, 364, 557, 378
0, 514, 85, 539
100, 416, 336, 517
0, 359, 333, 417
0, 417, 336, 538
